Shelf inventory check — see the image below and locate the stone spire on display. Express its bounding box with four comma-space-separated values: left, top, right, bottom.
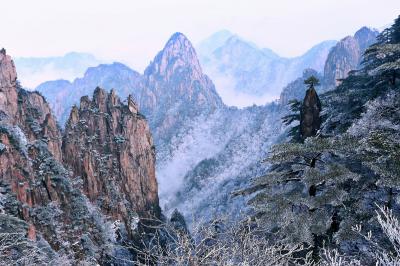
300, 77, 322, 140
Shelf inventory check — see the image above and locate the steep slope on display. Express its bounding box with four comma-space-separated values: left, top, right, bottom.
280, 27, 379, 104
37, 33, 224, 145
240, 24, 400, 262
14, 52, 104, 89
141, 32, 223, 144
62, 88, 160, 234
35, 33, 285, 222
323, 27, 379, 88
143, 36, 287, 219
159, 104, 285, 221
36, 29, 379, 227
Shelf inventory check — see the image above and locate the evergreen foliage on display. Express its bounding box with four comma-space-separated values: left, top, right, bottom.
240, 15, 400, 263
282, 99, 302, 142
304, 76, 320, 88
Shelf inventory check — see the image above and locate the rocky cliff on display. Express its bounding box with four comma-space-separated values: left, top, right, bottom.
0, 49, 161, 264
323, 27, 378, 88
62, 88, 160, 235
0, 49, 62, 161
0, 49, 115, 263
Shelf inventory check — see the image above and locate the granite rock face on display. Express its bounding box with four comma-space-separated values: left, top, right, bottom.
323, 27, 378, 88
0, 49, 19, 120
62, 88, 160, 235
0, 49, 161, 264
0, 49, 62, 161
0, 127, 113, 262
0, 49, 113, 263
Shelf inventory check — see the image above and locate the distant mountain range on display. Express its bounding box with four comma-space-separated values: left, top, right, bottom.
14, 52, 106, 89
196, 30, 337, 106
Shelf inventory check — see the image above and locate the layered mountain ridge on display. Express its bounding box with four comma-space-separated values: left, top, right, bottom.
197, 31, 337, 104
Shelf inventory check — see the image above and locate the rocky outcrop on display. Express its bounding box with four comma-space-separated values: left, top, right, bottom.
323, 36, 360, 87
0, 49, 62, 161
323, 27, 378, 88
36, 63, 142, 126
15, 91, 63, 161
0, 50, 161, 264
0, 127, 112, 262
300, 87, 321, 139
62, 88, 160, 235
0, 50, 118, 264
0, 48, 19, 119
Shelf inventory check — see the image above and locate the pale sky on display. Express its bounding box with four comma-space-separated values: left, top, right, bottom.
1, 0, 399, 72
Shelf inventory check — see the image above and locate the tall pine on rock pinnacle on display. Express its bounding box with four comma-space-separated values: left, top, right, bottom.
300, 76, 321, 140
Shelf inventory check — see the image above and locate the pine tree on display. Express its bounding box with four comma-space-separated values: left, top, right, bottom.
392, 15, 400, 44
363, 44, 400, 85
282, 99, 302, 142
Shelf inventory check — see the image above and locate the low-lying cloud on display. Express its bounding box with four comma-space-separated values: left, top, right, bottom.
211, 74, 279, 107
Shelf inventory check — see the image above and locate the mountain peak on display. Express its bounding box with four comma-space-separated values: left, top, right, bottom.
354, 26, 378, 37
164, 32, 197, 55
196, 30, 234, 58
145, 32, 202, 78
354, 26, 379, 51
168, 32, 190, 43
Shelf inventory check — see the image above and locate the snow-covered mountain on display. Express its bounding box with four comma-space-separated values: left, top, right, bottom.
197, 31, 337, 106
14, 52, 105, 89
36, 27, 376, 224
36, 33, 288, 222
